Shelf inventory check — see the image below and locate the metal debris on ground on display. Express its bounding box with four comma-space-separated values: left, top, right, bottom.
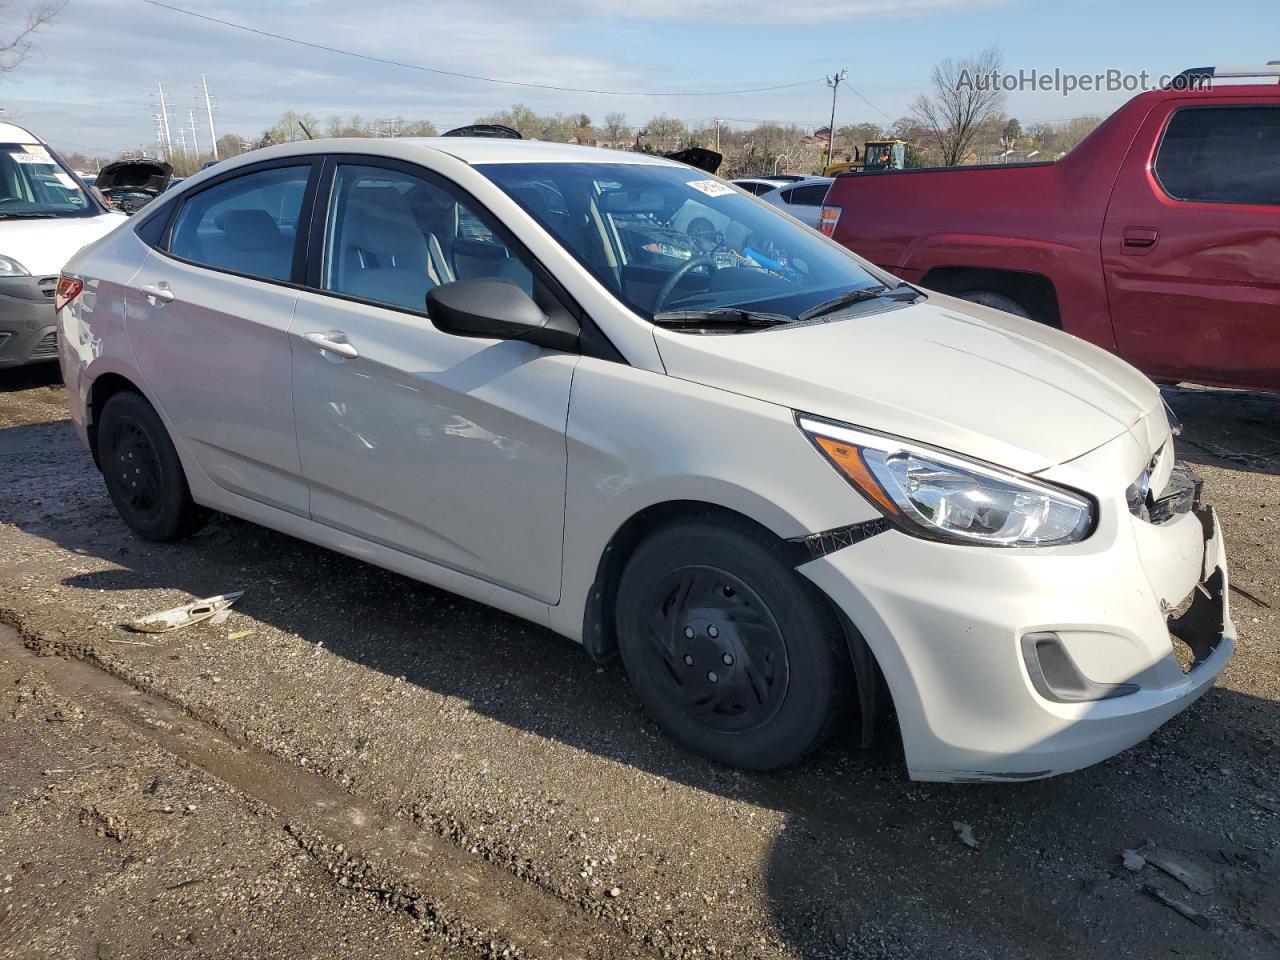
1142, 885, 1212, 929
952, 822, 979, 849
1140, 845, 1214, 896
1122, 849, 1147, 872
227, 629, 256, 641
126, 592, 244, 634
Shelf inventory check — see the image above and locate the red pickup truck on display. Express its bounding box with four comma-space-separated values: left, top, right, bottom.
821, 66, 1280, 391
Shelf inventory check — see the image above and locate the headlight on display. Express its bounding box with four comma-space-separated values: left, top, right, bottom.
0, 255, 31, 277
799, 415, 1095, 547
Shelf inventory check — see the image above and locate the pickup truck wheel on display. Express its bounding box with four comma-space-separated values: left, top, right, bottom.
957, 290, 1032, 319
98, 391, 207, 542
615, 520, 849, 770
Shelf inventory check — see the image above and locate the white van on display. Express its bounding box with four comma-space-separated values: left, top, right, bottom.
0, 121, 125, 367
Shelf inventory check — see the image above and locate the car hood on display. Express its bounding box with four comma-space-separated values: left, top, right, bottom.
653, 292, 1161, 474
1, 212, 127, 276
95, 159, 173, 196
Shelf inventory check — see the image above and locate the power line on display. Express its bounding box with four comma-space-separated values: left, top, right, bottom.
846, 82, 896, 122
139, 0, 823, 98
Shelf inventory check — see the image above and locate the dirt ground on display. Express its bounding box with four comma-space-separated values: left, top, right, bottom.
1, 364, 1277, 960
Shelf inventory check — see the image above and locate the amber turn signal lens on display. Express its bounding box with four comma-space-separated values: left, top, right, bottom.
812, 435, 900, 515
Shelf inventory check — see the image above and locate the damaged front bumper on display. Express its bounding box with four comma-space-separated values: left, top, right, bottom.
798, 478, 1235, 783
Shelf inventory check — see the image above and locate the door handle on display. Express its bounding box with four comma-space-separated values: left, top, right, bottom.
1122, 227, 1159, 249
138, 282, 175, 305
303, 331, 359, 359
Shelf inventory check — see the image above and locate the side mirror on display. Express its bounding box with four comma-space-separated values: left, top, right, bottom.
426, 278, 577, 351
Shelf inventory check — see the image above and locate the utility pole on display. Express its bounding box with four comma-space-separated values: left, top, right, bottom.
176, 127, 189, 161
199, 74, 219, 159
824, 68, 848, 171
188, 109, 201, 158
713, 118, 720, 152
155, 82, 174, 161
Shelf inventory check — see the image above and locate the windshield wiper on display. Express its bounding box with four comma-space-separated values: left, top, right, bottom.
0, 212, 60, 220
797, 283, 919, 322
652, 308, 793, 329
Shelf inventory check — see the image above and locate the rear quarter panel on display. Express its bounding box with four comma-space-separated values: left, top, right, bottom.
58, 227, 153, 443
824, 98, 1164, 352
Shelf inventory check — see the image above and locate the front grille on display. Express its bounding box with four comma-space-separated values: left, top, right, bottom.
36, 276, 57, 299
30, 330, 58, 359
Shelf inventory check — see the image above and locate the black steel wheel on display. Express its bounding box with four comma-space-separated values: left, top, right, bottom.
616, 518, 850, 770
97, 391, 206, 542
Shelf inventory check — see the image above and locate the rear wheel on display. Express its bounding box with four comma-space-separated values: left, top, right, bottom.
956, 289, 1032, 319
615, 519, 849, 770
98, 391, 206, 542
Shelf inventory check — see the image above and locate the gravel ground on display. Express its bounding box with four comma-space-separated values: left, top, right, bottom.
1, 365, 1277, 959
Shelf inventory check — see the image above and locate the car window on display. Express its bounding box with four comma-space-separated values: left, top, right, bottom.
0, 142, 97, 218
785, 184, 829, 206
478, 161, 892, 321
168, 166, 310, 281
1155, 106, 1280, 205
321, 164, 534, 313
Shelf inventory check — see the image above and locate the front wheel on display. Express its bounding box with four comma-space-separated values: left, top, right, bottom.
615, 519, 850, 770
98, 391, 206, 542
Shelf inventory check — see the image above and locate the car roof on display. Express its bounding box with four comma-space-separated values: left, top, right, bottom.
252, 136, 685, 168
0, 120, 40, 143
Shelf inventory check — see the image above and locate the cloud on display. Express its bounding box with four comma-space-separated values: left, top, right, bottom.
3, 0, 967, 153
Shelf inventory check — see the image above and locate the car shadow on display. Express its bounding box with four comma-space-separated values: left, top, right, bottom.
0, 362, 61, 393
1165, 385, 1280, 478
0, 388, 1276, 958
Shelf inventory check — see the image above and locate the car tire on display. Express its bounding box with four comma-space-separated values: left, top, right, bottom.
615, 518, 850, 770
956, 289, 1032, 319
98, 391, 206, 542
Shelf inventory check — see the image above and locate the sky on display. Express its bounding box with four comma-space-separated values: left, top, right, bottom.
1, 0, 1277, 158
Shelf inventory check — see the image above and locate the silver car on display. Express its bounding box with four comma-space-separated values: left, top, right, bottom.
756, 176, 834, 228
56, 138, 1232, 781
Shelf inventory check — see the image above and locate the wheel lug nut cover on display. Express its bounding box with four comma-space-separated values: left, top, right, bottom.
707, 625, 719, 638
683, 654, 694, 666
722, 653, 733, 665
707, 671, 718, 683
683, 626, 695, 639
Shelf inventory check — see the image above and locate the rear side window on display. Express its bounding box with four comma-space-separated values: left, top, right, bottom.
168, 166, 310, 281
783, 184, 829, 206
1154, 106, 1280, 205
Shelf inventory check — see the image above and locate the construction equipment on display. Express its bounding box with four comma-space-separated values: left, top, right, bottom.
823, 139, 908, 176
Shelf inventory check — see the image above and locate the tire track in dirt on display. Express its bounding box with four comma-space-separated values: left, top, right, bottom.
0, 624, 658, 960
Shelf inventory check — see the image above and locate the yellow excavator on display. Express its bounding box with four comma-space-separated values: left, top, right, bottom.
823, 139, 908, 177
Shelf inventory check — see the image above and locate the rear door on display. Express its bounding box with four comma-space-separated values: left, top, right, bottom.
775, 183, 829, 228
289, 158, 576, 603
1102, 101, 1280, 390
126, 160, 319, 515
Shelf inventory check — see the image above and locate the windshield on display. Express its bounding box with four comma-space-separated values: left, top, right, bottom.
477, 161, 898, 321
0, 143, 98, 218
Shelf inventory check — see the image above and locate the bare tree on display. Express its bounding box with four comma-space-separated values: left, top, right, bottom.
0, 0, 64, 75
601, 112, 630, 145
911, 47, 1006, 166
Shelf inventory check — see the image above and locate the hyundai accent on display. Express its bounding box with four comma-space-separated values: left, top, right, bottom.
56, 138, 1233, 781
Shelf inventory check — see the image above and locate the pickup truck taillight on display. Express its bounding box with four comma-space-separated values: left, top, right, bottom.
54, 275, 83, 312
819, 205, 843, 237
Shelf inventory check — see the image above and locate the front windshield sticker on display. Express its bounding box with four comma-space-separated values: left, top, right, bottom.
686, 179, 735, 198
9, 152, 56, 165
21, 144, 51, 158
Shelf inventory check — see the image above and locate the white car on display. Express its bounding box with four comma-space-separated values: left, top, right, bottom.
56, 138, 1233, 781
732, 176, 806, 196
0, 121, 126, 368
757, 176, 834, 228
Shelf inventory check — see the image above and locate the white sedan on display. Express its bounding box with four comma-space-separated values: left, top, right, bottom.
55, 137, 1233, 781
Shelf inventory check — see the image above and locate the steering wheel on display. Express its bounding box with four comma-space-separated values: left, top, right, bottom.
653, 256, 716, 312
